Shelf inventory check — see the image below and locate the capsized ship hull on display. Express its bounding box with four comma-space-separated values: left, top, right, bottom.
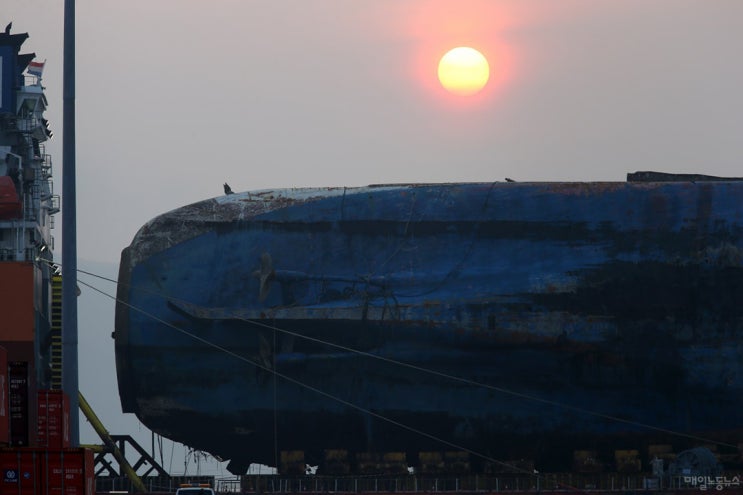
114, 176, 743, 472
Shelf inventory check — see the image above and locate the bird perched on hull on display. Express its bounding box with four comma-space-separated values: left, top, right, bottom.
224, 183, 234, 195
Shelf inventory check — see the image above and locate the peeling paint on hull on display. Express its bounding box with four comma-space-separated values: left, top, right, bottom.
114, 180, 743, 471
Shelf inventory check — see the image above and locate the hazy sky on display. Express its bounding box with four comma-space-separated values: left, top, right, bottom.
5, 0, 743, 476
7, 0, 743, 264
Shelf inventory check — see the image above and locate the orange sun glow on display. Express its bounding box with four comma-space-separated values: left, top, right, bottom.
437, 47, 490, 96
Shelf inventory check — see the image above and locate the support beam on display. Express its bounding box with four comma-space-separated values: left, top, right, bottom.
62, 0, 80, 446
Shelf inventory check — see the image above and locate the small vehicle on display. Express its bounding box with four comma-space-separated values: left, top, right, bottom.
175, 483, 216, 495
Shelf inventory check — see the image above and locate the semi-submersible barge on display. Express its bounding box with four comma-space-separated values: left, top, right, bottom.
114, 173, 743, 474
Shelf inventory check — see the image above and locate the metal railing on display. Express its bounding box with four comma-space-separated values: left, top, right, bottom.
92, 472, 741, 494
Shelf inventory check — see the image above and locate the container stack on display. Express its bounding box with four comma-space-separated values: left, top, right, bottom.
0, 25, 91, 494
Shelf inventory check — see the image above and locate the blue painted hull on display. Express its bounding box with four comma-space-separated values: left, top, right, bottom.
114, 179, 743, 472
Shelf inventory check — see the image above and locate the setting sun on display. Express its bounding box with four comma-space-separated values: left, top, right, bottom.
437, 47, 490, 96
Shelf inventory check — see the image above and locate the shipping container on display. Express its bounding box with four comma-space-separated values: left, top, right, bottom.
418, 451, 444, 474
443, 451, 470, 474
381, 452, 408, 474
37, 390, 70, 449
0, 448, 94, 495
354, 452, 407, 474
0, 347, 7, 445
0, 447, 40, 494
0, 264, 35, 342
43, 449, 95, 495
321, 449, 350, 475
0, 342, 34, 371
8, 362, 29, 447
573, 450, 603, 473
614, 449, 641, 473
279, 450, 305, 475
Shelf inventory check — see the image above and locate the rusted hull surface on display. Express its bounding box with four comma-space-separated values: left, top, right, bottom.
114, 181, 743, 470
